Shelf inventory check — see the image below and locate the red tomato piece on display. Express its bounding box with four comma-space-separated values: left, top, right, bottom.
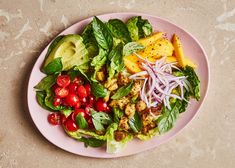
48, 113, 61, 125
79, 97, 87, 105
53, 97, 61, 106
56, 75, 70, 87
74, 101, 81, 109
72, 108, 89, 120
60, 114, 67, 124
64, 119, 78, 132
54, 87, 69, 98
77, 85, 87, 98
95, 98, 108, 112
87, 117, 94, 128
88, 95, 95, 106
84, 84, 91, 96
68, 82, 78, 93
73, 77, 84, 85
65, 93, 80, 107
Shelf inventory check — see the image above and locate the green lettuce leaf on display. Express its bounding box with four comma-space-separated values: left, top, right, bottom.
136, 127, 159, 140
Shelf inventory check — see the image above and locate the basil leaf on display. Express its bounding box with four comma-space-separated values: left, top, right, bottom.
183, 66, 200, 101
91, 47, 108, 72
75, 113, 88, 129
179, 91, 189, 113
43, 57, 63, 75
92, 16, 113, 50
157, 100, 181, 134
60, 108, 73, 117
81, 22, 99, 58
111, 82, 133, 100
36, 91, 51, 110
123, 42, 145, 56
113, 107, 124, 123
44, 89, 67, 111
128, 111, 142, 133
107, 43, 124, 79
91, 110, 112, 131
79, 137, 106, 148
91, 82, 107, 98
126, 16, 139, 41
107, 19, 131, 44
46, 35, 64, 57
34, 75, 57, 91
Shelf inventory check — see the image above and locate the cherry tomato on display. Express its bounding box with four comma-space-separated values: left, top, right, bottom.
79, 97, 87, 105
106, 106, 111, 113
56, 75, 70, 87
51, 84, 59, 92
85, 107, 91, 117
95, 98, 108, 112
53, 97, 61, 106
64, 119, 78, 132
74, 101, 81, 109
60, 114, 67, 124
48, 113, 61, 125
84, 84, 91, 96
68, 82, 78, 93
88, 95, 95, 106
54, 87, 69, 98
73, 77, 84, 85
65, 93, 80, 107
77, 85, 87, 98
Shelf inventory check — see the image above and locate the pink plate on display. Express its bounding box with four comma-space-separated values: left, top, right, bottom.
27, 13, 209, 158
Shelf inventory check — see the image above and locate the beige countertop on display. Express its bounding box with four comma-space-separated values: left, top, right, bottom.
0, 0, 235, 167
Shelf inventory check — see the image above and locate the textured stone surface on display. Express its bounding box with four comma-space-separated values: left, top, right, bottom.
0, 0, 235, 167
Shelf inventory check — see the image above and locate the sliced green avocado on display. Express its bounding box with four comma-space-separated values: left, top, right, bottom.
43, 34, 89, 71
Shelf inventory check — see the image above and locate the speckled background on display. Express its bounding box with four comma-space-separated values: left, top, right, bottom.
0, 0, 235, 168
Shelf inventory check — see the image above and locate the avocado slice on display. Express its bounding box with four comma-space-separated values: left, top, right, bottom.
43, 34, 89, 71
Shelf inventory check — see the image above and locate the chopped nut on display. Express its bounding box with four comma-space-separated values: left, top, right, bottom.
119, 116, 130, 131
125, 103, 135, 118
130, 80, 143, 96
104, 78, 118, 91
136, 100, 147, 112
117, 73, 130, 86
114, 131, 126, 141
108, 83, 118, 91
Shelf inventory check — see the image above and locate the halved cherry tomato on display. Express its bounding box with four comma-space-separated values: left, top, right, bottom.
60, 114, 67, 124
85, 107, 92, 117
54, 87, 69, 98
48, 113, 61, 125
88, 95, 95, 106
79, 97, 87, 105
56, 75, 70, 87
87, 117, 94, 128
73, 76, 84, 85
84, 84, 91, 96
64, 119, 78, 131
53, 97, 61, 106
52, 84, 59, 92
68, 82, 78, 93
77, 85, 87, 98
65, 93, 80, 107
74, 101, 81, 109
106, 106, 111, 113
95, 98, 108, 112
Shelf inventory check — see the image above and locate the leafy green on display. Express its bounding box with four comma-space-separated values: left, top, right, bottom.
157, 100, 181, 134
81, 22, 99, 58
123, 42, 145, 56
44, 89, 67, 111
106, 123, 133, 153
128, 111, 142, 133
75, 113, 88, 129
113, 107, 124, 123
111, 82, 133, 99
126, 16, 153, 41
36, 91, 51, 110
42, 57, 62, 75
34, 75, 57, 91
91, 82, 107, 98
183, 66, 200, 100
136, 127, 159, 140
107, 43, 124, 79
91, 110, 112, 131
107, 19, 131, 44
79, 137, 106, 148
92, 16, 113, 50
46, 35, 64, 57
60, 108, 73, 117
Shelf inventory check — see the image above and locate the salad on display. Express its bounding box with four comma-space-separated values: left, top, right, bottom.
34, 16, 200, 153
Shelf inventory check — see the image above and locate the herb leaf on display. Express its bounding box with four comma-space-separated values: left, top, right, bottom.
113, 107, 124, 123
75, 113, 88, 129
43, 57, 63, 75
34, 75, 57, 91
123, 42, 145, 56
128, 111, 142, 133
79, 137, 106, 148
36, 91, 51, 110
107, 19, 131, 44
111, 82, 133, 100
91, 110, 112, 131
91, 82, 107, 98
92, 16, 113, 50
